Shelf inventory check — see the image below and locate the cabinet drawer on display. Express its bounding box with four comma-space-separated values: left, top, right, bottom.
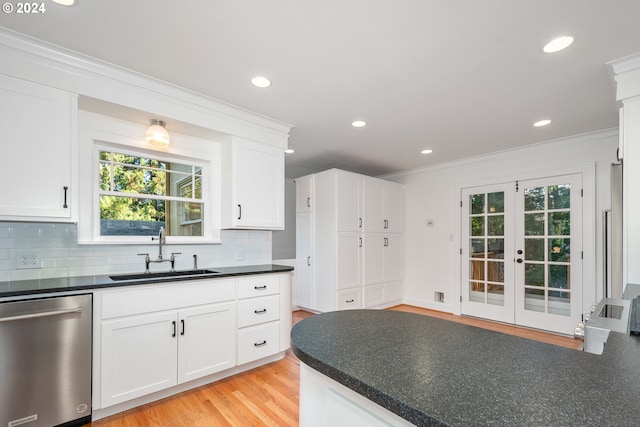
237, 275, 280, 299
237, 322, 280, 365
237, 295, 280, 328
101, 279, 236, 319
337, 288, 362, 310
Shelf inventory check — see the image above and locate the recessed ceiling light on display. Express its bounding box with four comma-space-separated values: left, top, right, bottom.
533, 119, 552, 127
251, 76, 272, 88
543, 36, 574, 53
51, 0, 75, 4
284, 148, 295, 154
421, 149, 433, 154
352, 120, 366, 128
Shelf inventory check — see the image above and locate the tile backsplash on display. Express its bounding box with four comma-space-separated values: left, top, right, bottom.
0, 222, 272, 282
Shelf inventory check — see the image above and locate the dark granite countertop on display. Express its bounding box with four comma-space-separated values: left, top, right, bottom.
291, 309, 640, 427
0, 264, 293, 298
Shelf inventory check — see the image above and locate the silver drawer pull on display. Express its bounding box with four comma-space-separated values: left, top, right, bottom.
254, 285, 267, 290
254, 340, 267, 347
254, 308, 267, 314
0, 307, 82, 323
346, 299, 355, 303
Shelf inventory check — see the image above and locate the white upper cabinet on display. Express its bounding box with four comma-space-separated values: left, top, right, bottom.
0, 74, 77, 222
335, 171, 363, 232
222, 137, 285, 230
363, 178, 403, 233
295, 174, 314, 213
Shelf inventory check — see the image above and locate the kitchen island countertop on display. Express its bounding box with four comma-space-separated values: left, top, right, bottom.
0, 264, 293, 299
291, 309, 640, 426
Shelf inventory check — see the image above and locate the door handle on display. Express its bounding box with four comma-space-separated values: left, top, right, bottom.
63, 186, 69, 209
307, 197, 311, 208
254, 308, 267, 314
516, 259, 523, 263
237, 204, 242, 220
307, 256, 311, 266
359, 237, 362, 248
180, 319, 185, 336
254, 340, 267, 347
0, 307, 81, 323
172, 321, 176, 337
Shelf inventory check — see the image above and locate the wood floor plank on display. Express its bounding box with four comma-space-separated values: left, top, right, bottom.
86, 305, 581, 427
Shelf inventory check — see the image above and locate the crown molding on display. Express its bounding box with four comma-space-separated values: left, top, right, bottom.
0, 27, 292, 147
608, 51, 640, 101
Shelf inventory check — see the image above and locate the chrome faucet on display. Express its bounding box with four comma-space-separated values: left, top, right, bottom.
137, 227, 181, 273
152, 227, 166, 260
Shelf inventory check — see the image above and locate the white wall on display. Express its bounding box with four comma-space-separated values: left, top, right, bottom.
386, 129, 618, 315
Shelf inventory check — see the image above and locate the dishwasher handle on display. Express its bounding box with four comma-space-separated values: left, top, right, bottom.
0, 307, 82, 323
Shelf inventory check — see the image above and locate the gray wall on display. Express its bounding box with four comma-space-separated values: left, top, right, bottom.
272, 179, 296, 259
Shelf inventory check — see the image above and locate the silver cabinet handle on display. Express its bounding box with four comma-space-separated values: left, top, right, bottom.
0, 307, 81, 323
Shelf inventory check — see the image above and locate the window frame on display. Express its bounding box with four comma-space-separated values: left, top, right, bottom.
78, 112, 221, 245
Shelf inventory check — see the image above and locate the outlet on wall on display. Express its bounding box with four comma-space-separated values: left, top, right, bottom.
16, 249, 42, 269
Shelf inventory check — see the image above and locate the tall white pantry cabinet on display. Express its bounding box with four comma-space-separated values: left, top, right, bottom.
295, 169, 404, 312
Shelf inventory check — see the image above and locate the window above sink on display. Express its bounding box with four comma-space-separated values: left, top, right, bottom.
77, 111, 222, 245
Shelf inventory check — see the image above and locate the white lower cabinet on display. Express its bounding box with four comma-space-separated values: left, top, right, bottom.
94, 273, 291, 415
101, 310, 179, 407
100, 301, 236, 408
177, 302, 237, 384
236, 276, 282, 365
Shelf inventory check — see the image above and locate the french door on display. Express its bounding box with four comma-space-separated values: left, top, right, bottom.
461, 174, 582, 335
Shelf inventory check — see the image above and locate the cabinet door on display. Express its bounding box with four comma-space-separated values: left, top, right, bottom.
295, 212, 313, 308
385, 234, 404, 282
384, 183, 404, 233
336, 232, 362, 290
0, 75, 76, 221
231, 138, 284, 229
101, 311, 178, 408
177, 302, 236, 384
336, 172, 362, 232
363, 233, 385, 286
295, 175, 313, 212
363, 178, 384, 232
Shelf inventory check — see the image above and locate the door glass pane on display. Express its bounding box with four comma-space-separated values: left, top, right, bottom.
470, 217, 484, 236
487, 216, 504, 236
470, 260, 484, 281
548, 212, 570, 236
548, 291, 570, 316
548, 185, 570, 209
487, 238, 504, 259
524, 187, 545, 211
487, 192, 504, 213
524, 288, 545, 312
524, 213, 544, 236
549, 238, 570, 262
524, 263, 544, 287
469, 282, 484, 302
525, 238, 544, 261
471, 239, 485, 257
487, 261, 504, 283
549, 264, 570, 289
470, 194, 485, 214
488, 285, 504, 306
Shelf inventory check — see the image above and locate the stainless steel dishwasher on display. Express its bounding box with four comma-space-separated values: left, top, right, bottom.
0, 293, 92, 427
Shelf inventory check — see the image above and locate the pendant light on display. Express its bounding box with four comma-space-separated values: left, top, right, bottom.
145, 119, 170, 145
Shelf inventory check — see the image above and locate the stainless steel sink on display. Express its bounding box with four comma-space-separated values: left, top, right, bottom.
109, 269, 220, 281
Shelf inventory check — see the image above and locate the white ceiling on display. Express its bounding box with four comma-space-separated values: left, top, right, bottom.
2, 0, 640, 178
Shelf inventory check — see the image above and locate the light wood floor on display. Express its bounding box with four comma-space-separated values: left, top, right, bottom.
86, 305, 580, 427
